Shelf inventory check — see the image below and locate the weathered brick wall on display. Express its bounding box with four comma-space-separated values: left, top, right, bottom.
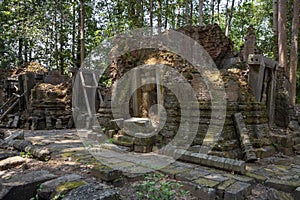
98, 25, 272, 159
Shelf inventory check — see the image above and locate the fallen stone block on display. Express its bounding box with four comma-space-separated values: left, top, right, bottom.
91, 165, 122, 182
0, 152, 18, 161
37, 174, 85, 200
294, 187, 300, 200
4, 130, 24, 143
181, 181, 216, 200
62, 182, 120, 200
265, 178, 300, 193
0, 170, 57, 200
0, 156, 26, 170
9, 139, 51, 161
254, 146, 276, 158
233, 112, 257, 163
224, 181, 252, 200
165, 147, 246, 174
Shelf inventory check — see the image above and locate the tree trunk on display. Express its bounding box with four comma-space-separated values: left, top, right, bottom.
54, 0, 59, 69
289, 0, 299, 106
177, 0, 181, 28
158, 0, 162, 33
278, 0, 287, 71
185, 0, 190, 25
150, 0, 153, 28
199, 0, 204, 26
59, 0, 64, 74
18, 38, 23, 65
165, 0, 169, 29
80, 0, 85, 66
217, 0, 221, 24
72, 0, 76, 68
225, 0, 235, 36
273, 0, 279, 60
190, 0, 193, 24
210, 0, 214, 24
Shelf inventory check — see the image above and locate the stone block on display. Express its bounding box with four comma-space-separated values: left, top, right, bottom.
245, 172, 267, 183
265, 178, 300, 193
271, 134, 293, 148
294, 187, 300, 200
90, 166, 122, 182
193, 177, 220, 188
278, 147, 294, 156
0, 156, 26, 170
134, 145, 152, 153
216, 179, 236, 199
0, 170, 57, 200
181, 181, 216, 200
293, 137, 300, 145
62, 182, 119, 200
224, 181, 252, 200
112, 135, 134, 147
293, 144, 300, 152
38, 174, 85, 200
254, 146, 276, 158
134, 132, 156, 146
175, 167, 210, 181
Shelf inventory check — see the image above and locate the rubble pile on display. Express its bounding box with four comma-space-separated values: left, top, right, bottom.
10, 62, 48, 78
0, 62, 72, 130
28, 82, 72, 130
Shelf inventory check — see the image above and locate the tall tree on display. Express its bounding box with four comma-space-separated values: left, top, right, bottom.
80, 0, 85, 66
289, 0, 300, 106
278, 0, 287, 71
273, 0, 278, 60
157, 0, 162, 32
225, 0, 235, 36
199, 0, 204, 26
210, 0, 215, 24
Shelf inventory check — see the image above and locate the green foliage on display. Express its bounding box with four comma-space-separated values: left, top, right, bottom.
20, 151, 33, 158
134, 173, 190, 200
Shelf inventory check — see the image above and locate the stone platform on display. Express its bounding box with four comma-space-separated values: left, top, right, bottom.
0, 129, 299, 199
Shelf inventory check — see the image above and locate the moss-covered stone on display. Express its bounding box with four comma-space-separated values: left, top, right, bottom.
55, 181, 86, 194
245, 172, 267, 183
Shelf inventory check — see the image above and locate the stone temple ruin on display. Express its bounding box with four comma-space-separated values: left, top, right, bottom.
0, 24, 299, 168
1, 24, 300, 200
91, 24, 300, 166
0, 62, 72, 130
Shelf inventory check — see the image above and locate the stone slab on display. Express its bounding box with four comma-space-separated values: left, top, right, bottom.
181, 181, 216, 200
62, 182, 119, 200
265, 178, 300, 193
0, 170, 57, 200
224, 181, 252, 200
294, 187, 300, 200
0, 156, 26, 170
38, 174, 84, 199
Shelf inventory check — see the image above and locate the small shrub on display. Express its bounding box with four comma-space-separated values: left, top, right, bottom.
134, 173, 190, 200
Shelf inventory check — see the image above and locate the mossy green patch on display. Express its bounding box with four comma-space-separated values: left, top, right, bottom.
55, 181, 87, 193
245, 172, 267, 182
193, 177, 219, 188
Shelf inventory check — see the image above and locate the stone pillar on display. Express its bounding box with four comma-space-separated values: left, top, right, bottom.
243, 26, 256, 62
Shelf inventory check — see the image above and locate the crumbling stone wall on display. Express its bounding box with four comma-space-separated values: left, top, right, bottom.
177, 24, 234, 68
98, 25, 272, 159
0, 63, 72, 130
27, 83, 72, 130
